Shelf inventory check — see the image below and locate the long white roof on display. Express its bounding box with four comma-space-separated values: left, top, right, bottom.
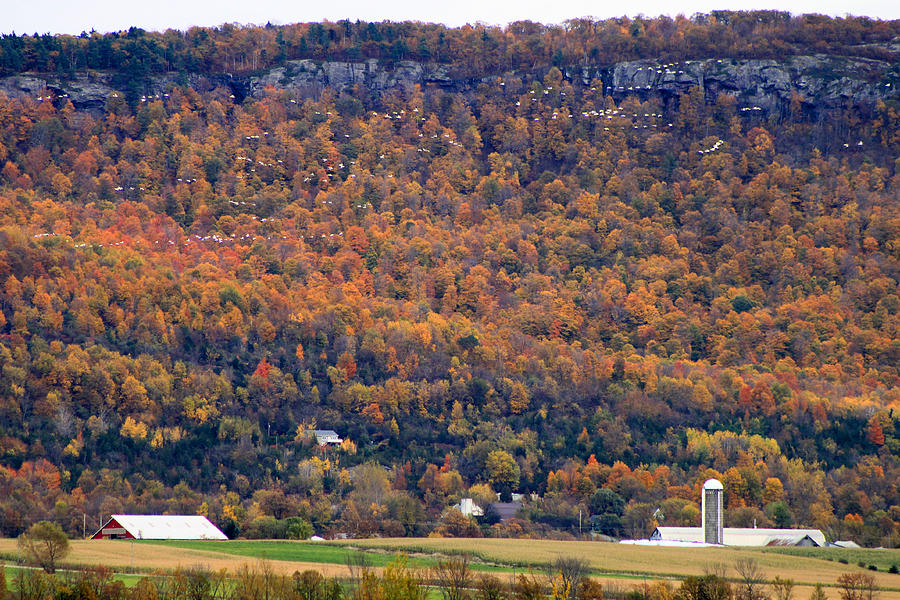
106, 515, 228, 540
621, 538, 717, 547
653, 526, 825, 546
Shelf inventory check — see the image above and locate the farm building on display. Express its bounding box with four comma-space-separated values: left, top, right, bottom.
625, 479, 830, 547
651, 526, 825, 547
454, 498, 484, 517
90, 515, 228, 540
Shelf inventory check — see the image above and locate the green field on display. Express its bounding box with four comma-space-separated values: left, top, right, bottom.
761, 547, 900, 573
143, 540, 437, 569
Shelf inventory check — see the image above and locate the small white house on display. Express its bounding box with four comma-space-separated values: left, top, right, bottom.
313, 430, 343, 446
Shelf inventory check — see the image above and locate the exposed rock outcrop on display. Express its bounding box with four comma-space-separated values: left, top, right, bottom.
583, 55, 898, 111
248, 59, 452, 97
1, 54, 896, 115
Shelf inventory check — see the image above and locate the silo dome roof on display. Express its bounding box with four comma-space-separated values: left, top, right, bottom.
703, 478, 724, 490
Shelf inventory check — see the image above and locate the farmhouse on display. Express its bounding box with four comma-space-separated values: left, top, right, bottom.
90, 515, 228, 540
313, 429, 343, 446
454, 498, 484, 517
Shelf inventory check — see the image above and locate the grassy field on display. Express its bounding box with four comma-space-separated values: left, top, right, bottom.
143, 540, 438, 569
2, 537, 900, 599
761, 547, 900, 573
329, 538, 900, 598
1, 564, 147, 587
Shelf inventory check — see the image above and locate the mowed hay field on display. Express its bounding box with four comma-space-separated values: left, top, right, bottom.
338, 538, 900, 599
0, 538, 348, 576
2, 537, 900, 600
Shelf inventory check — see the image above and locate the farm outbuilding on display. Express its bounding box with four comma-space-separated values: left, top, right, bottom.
651, 526, 825, 547
90, 515, 228, 540
488, 502, 523, 522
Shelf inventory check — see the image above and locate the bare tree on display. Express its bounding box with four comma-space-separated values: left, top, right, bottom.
514, 573, 545, 600
837, 573, 878, 600
230, 561, 288, 600
771, 576, 794, 600
705, 563, 729, 580
433, 556, 472, 600
734, 558, 768, 600
476, 574, 509, 600
545, 557, 589, 600
174, 566, 228, 600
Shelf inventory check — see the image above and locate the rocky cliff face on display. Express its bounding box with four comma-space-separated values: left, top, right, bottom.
248, 59, 453, 97
1, 54, 897, 114
587, 55, 899, 111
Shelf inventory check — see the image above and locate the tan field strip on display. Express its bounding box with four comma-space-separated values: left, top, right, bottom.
0, 539, 348, 577
342, 538, 900, 600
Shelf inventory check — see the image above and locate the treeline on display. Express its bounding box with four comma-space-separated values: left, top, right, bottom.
2, 12, 900, 80
2, 17, 900, 547
0, 556, 881, 600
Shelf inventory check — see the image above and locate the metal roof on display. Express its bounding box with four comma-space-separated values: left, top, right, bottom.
313, 430, 342, 444
652, 526, 825, 546
622, 538, 717, 547
100, 515, 228, 540
488, 502, 523, 521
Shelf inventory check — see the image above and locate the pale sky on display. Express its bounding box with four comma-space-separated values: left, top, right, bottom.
2, 0, 899, 36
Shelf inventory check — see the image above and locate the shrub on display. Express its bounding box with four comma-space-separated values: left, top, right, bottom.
476, 574, 509, 600
836, 572, 878, 600
675, 575, 732, 600
241, 516, 314, 539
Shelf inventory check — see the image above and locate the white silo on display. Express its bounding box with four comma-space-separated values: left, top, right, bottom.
702, 478, 724, 544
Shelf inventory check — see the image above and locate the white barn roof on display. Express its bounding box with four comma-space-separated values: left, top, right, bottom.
100, 515, 228, 540
652, 526, 825, 547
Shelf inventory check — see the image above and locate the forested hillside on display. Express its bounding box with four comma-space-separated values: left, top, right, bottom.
2, 12, 900, 546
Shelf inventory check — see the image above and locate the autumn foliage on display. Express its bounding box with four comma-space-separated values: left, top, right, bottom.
0, 14, 900, 545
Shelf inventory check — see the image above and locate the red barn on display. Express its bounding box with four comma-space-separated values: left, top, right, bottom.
90, 515, 228, 540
